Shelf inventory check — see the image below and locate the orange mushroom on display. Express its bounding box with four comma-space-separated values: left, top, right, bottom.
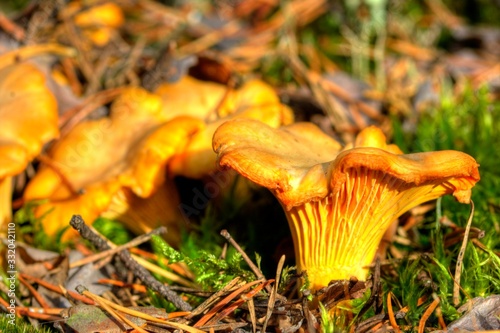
213, 120, 480, 291
0, 61, 59, 232
158, 77, 294, 178
62, 2, 125, 47
155, 76, 229, 121
24, 87, 204, 244
159, 77, 295, 222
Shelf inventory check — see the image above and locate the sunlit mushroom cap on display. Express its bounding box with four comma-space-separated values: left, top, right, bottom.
344, 125, 404, 154
157, 76, 294, 122
214, 120, 480, 288
216, 79, 294, 121
24, 87, 204, 242
214, 121, 479, 208
214, 119, 343, 205
73, 2, 124, 28
155, 76, 228, 120
64, 2, 125, 47
163, 78, 294, 178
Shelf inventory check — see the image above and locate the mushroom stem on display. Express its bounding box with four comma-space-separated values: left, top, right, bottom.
284, 166, 478, 291
285, 197, 375, 291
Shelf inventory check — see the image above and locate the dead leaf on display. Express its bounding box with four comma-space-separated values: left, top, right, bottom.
445, 295, 500, 332
59, 304, 168, 333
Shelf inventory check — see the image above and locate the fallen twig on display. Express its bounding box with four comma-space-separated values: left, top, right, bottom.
0, 13, 25, 40
76, 286, 146, 333
18, 274, 50, 309
220, 229, 270, 293
19, 273, 94, 305
76, 286, 203, 333
387, 292, 401, 333
418, 296, 440, 333
186, 277, 241, 320
70, 226, 167, 268
453, 201, 475, 306
69, 214, 192, 311
194, 279, 263, 327
262, 255, 286, 332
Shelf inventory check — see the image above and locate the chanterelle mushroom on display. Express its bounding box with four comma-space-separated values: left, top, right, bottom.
213, 119, 480, 291
167, 80, 293, 179
24, 87, 204, 244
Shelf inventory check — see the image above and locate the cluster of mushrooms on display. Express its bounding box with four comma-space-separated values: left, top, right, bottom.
0, 45, 293, 248
1, 44, 480, 292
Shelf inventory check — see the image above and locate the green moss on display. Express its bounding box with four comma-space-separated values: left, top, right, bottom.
13, 201, 68, 253
0, 315, 57, 333
388, 84, 500, 327
152, 234, 254, 291
92, 217, 134, 246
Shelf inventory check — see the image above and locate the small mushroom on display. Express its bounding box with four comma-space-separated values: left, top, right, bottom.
213, 119, 480, 291
63, 2, 125, 47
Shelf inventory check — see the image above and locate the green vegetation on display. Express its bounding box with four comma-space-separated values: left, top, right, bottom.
13, 201, 67, 253
386, 85, 500, 327
0, 315, 55, 333
152, 234, 255, 291
93, 217, 134, 246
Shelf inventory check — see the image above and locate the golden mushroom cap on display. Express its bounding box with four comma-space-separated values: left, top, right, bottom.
347, 125, 403, 154
73, 2, 125, 28
329, 147, 479, 204
156, 76, 228, 121
64, 2, 125, 47
214, 120, 479, 208
214, 119, 343, 207
165, 78, 294, 179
